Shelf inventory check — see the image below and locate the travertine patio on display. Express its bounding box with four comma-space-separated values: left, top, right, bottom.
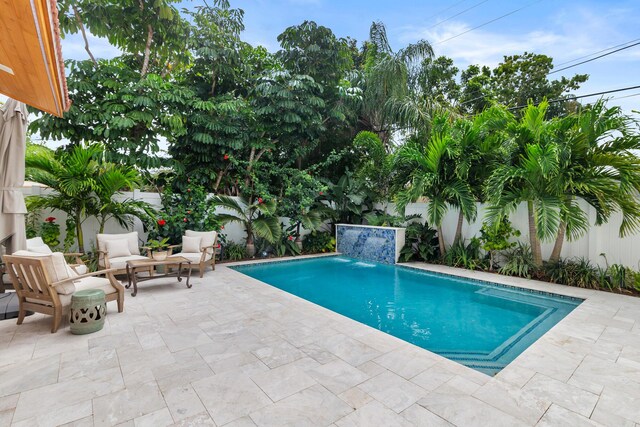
1, 255, 640, 426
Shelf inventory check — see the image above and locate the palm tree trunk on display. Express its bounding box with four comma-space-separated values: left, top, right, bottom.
437, 225, 446, 257
527, 201, 542, 267
453, 210, 464, 245
549, 221, 566, 262
75, 213, 85, 253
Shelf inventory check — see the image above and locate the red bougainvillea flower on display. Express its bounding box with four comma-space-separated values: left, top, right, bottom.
288, 235, 294, 241
220, 225, 224, 230
183, 218, 188, 223
319, 191, 323, 195
223, 154, 229, 160
257, 197, 263, 204
187, 188, 191, 192
187, 210, 192, 214
217, 244, 221, 248
45, 217, 56, 223
157, 219, 167, 226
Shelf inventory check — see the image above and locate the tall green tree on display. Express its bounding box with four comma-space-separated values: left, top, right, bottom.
396, 113, 476, 255
485, 101, 565, 266
550, 100, 640, 261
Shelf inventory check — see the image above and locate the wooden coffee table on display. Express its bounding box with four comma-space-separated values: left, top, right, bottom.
125, 256, 192, 297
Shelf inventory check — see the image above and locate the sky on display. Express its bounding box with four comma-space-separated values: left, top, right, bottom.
33, 0, 640, 146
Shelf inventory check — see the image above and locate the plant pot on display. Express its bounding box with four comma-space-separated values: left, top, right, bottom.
295, 238, 303, 251
152, 250, 168, 261
246, 243, 256, 258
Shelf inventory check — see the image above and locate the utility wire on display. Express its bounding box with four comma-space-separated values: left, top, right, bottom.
612, 91, 640, 100
549, 41, 640, 74
428, 0, 491, 30
434, 0, 544, 45
555, 38, 640, 67
506, 84, 640, 110
434, 0, 470, 17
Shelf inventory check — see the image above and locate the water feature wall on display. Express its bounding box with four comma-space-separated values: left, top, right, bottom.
336, 224, 406, 264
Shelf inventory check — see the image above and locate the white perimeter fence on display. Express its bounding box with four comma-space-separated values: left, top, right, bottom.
21, 187, 640, 269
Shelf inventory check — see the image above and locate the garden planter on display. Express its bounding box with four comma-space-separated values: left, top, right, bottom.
152, 251, 168, 261
246, 243, 256, 258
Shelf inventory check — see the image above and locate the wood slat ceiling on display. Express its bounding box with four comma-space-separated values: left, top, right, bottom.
0, 0, 69, 117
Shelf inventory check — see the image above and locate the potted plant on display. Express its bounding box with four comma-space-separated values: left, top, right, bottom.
146, 238, 170, 261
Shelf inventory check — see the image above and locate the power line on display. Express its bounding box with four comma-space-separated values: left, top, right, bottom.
612, 91, 640, 100
434, 0, 470, 17
555, 38, 640, 67
507, 84, 640, 110
428, 0, 491, 30
434, 0, 544, 45
549, 41, 640, 74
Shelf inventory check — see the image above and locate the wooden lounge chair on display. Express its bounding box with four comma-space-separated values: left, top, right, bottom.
96, 232, 151, 276
26, 236, 87, 274
170, 230, 218, 278
4, 251, 124, 333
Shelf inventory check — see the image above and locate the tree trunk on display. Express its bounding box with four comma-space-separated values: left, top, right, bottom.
72, 6, 97, 65
453, 210, 464, 245
437, 225, 446, 257
549, 221, 566, 262
140, 24, 154, 77
527, 201, 542, 267
75, 213, 85, 253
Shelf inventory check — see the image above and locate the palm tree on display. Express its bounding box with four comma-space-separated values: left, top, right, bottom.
212, 195, 281, 257
26, 143, 151, 252
549, 99, 640, 261
94, 163, 154, 234
485, 101, 565, 266
26, 144, 102, 253
355, 21, 433, 146
395, 113, 476, 256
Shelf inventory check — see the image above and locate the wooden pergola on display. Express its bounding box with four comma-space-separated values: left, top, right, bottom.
0, 0, 70, 117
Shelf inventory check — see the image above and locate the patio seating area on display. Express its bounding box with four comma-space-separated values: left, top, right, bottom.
1, 259, 640, 426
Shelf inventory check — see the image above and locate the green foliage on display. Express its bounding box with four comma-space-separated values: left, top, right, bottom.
478, 219, 521, 271
302, 231, 336, 254
274, 233, 302, 257
146, 238, 170, 251
543, 258, 603, 289
364, 212, 421, 227
323, 172, 374, 228
25, 143, 151, 252
499, 242, 537, 278
146, 185, 222, 245
353, 131, 395, 202
399, 222, 439, 262
224, 242, 246, 261
443, 239, 486, 270
40, 218, 61, 248
212, 195, 281, 245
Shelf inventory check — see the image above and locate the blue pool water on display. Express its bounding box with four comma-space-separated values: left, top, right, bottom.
232, 256, 581, 375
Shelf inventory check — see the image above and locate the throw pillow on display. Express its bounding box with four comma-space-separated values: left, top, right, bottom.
105, 239, 132, 259
182, 236, 202, 253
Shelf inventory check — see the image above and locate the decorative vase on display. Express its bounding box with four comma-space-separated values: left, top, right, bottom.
152, 250, 168, 261
246, 243, 256, 258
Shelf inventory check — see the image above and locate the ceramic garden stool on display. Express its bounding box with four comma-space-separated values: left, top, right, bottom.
69, 289, 107, 335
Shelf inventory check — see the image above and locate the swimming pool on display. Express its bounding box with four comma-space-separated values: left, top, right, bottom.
232, 256, 581, 375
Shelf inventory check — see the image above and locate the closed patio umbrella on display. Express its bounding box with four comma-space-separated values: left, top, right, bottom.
0, 99, 28, 254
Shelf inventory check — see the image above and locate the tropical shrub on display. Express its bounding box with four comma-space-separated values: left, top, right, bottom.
40, 217, 60, 248
399, 222, 439, 262
543, 258, 601, 289
443, 238, 486, 270
478, 219, 520, 271
224, 242, 246, 261
274, 234, 302, 257
303, 231, 336, 253
147, 184, 222, 245
499, 242, 536, 278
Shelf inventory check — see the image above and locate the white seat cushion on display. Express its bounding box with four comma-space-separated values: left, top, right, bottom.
74, 276, 118, 296
108, 255, 149, 270
173, 252, 211, 263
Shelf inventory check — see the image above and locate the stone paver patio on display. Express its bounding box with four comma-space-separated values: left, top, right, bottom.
1, 254, 640, 426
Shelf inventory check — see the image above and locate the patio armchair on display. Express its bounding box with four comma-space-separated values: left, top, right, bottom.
170, 230, 218, 278
26, 237, 88, 275
4, 251, 124, 333
96, 232, 151, 276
